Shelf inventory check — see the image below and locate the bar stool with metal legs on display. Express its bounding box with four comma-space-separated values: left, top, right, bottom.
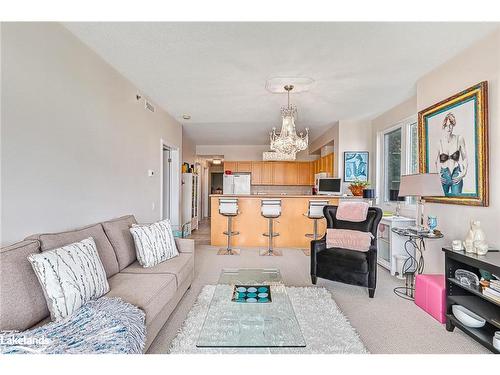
303, 200, 329, 256
217, 198, 240, 255
260, 199, 282, 256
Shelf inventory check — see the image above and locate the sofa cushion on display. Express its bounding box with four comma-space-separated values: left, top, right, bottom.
129, 219, 179, 268
0, 240, 50, 331
121, 253, 194, 288
102, 215, 137, 270
28, 237, 110, 321
105, 273, 176, 323
27, 223, 119, 278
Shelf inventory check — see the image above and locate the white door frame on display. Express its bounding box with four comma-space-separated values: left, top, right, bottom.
160, 139, 180, 227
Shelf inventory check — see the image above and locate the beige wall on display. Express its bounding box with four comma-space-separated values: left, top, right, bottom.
1, 23, 183, 245
371, 29, 500, 273
372, 96, 417, 133
182, 128, 196, 165
337, 119, 373, 183
415, 28, 500, 272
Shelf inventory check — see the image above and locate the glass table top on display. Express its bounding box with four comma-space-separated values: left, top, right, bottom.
196, 268, 306, 348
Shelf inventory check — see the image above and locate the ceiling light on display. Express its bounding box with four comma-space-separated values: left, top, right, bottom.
212, 159, 222, 165
269, 85, 309, 158
182, 114, 191, 120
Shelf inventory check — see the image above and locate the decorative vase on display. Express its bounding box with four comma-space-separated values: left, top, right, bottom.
464, 240, 474, 253
349, 185, 364, 196
471, 221, 486, 242
427, 215, 438, 233
475, 241, 489, 256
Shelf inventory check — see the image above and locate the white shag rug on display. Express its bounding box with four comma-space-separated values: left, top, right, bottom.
168, 285, 368, 354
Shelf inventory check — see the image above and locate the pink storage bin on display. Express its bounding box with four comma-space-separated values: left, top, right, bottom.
414, 274, 446, 324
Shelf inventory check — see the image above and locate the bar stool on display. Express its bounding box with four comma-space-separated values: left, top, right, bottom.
303, 200, 329, 256
217, 198, 240, 255
260, 199, 282, 256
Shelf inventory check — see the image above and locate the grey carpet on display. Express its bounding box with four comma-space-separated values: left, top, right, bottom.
147, 221, 488, 354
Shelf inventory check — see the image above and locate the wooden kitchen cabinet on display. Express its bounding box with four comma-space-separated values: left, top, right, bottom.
223, 161, 237, 172
297, 162, 311, 185
324, 153, 334, 176
271, 162, 283, 185
237, 161, 252, 172
272, 162, 286, 185
284, 162, 298, 185
224, 160, 317, 186
261, 162, 273, 185
251, 162, 262, 184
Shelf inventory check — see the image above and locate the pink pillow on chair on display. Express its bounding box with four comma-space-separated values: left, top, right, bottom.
335, 201, 369, 222
326, 229, 374, 252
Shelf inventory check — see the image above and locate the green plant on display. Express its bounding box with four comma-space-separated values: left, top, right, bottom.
349, 180, 370, 188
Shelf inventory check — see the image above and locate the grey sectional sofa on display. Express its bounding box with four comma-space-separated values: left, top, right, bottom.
0, 215, 194, 352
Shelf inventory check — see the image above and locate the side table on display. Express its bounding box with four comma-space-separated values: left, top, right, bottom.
391, 228, 443, 300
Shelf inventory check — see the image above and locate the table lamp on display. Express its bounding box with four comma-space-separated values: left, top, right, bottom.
389, 189, 405, 217
398, 173, 444, 230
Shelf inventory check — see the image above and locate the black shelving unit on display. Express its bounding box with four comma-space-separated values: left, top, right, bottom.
443, 247, 500, 353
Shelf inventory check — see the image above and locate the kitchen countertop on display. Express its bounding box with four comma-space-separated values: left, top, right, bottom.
209, 194, 364, 198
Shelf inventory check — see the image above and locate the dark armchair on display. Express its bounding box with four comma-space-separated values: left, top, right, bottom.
310, 205, 382, 298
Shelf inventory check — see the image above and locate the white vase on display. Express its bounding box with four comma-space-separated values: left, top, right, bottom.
471, 220, 486, 242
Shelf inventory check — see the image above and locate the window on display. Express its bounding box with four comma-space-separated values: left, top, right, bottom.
379, 116, 418, 204
384, 128, 402, 201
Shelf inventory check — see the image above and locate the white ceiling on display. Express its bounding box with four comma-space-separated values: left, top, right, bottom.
64, 22, 498, 145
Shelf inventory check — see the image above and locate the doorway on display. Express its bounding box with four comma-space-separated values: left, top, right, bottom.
208, 172, 224, 215
160, 140, 180, 227
162, 146, 171, 221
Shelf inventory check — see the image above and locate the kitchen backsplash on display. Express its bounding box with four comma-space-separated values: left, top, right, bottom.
251, 185, 312, 195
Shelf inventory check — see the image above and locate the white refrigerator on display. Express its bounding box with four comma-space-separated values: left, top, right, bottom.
182, 172, 200, 235
223, 173, 251, 195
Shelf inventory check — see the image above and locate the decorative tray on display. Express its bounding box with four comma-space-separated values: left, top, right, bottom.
231, 285, 272, 303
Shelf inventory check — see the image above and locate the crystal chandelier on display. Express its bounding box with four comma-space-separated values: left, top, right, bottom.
262, 151, 296, 161
269, 85, 309, 157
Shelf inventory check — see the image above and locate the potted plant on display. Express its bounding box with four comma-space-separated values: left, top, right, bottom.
348, 180, 370, 197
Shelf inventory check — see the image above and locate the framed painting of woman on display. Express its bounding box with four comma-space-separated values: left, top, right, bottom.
418, 81, 489, 206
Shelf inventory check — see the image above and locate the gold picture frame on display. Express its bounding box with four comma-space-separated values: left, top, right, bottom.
418, 81, 489, 206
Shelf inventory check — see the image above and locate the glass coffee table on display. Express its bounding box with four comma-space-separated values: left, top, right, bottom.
197, 268, 306, 348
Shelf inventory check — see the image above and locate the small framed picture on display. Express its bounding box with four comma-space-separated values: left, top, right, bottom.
344, 151, 369, 182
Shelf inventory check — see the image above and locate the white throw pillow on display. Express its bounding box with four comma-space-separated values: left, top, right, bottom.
130, 219, 179, 267
28, 237, 109, 322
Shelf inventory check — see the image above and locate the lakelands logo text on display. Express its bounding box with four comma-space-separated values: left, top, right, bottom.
0, 331, 52, 347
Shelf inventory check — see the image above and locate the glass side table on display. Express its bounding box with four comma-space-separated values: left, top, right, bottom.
391, 228, 444, 300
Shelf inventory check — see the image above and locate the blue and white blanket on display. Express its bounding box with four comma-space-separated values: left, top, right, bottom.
0, 297, 145, 354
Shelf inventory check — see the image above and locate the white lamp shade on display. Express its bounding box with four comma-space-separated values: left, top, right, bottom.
398, 173, 444, 197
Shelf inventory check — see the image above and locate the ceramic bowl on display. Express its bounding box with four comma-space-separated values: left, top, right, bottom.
452, 305, 486, 328
493, 332, 500, 351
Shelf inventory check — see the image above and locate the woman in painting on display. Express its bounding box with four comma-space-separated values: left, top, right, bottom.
435, 113, 468, 195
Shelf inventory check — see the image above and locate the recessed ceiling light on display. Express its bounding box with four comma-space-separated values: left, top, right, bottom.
182, 114, 191, 120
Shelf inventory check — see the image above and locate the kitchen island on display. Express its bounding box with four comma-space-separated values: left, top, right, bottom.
210, 194, 341, 248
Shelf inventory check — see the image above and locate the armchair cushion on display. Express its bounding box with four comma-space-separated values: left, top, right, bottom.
316, 247, 370, 273
326, 228, 373, 252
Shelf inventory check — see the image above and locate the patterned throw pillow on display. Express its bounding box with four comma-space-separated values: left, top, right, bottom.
130, 219, 179, 267
28, 237, 109, 322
